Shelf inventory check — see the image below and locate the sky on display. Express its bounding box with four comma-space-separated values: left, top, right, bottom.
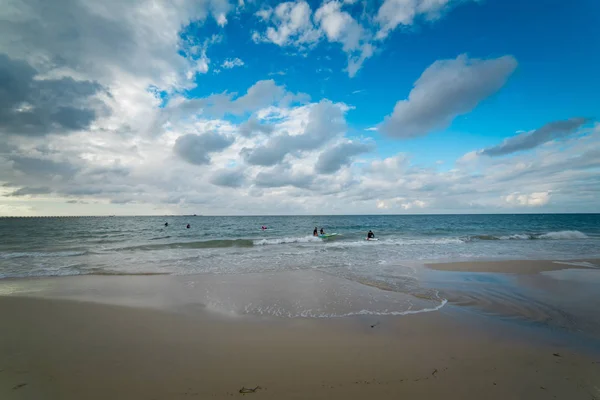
0, 0, 599, 216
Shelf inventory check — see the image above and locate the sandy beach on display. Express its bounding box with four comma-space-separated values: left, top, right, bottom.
1, 295, 599, 400
1, 259, 600, 400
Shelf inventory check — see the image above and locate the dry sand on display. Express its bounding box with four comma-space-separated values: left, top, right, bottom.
426, 259, 600, 274
1, 296, 599, 400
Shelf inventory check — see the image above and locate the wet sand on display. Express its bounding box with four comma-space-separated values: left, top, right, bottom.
426, 259, 600, 274
1, 295, 600, 400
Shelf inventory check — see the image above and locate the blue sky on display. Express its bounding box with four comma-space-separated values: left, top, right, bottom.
183, 0, 600, 164
0, 0, 599, 215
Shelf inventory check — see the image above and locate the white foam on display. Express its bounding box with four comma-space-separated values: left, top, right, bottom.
326, 237, 464, 248
241, 299, 448, 318
539, 230, 589, 240
0, 250, 87, 260
552, 261, 598, 268
253, 236, 321, 245
498, 234, 531, 240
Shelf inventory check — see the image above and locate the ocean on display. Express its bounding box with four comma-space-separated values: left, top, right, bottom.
1, 214, 599, 280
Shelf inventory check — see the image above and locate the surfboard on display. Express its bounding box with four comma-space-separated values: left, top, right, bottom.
318, 233, 339, 239
366, 238, 378, 241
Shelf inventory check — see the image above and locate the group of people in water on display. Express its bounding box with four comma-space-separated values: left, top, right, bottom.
164, 222, 190, 229
313, 227, 375, 239
164, 222, 374, 238
313, 227, 326, 236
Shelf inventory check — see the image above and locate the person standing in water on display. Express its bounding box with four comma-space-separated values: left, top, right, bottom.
313, 227, 318, 236
186, 224, 190, 229
320, 228, 325, 235
367, 230, 375, 239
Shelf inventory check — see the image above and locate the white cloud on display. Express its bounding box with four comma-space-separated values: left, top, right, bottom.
251, 0, 474, 77
221, 57, 245, 69
315, 140, 374, 174
3, 122, 600, 215
375, 0, 467, 39
173, 132, 234, 166
401, 199, 427, 210
210, 167, 246, 187
504, 191, 550, 207
0, 2, 598, 216
346, 43, 375, 78
376, 199, 390, 209
314, 1, 363, 52
0, 0, 231, 90
162, 79, 308, 124
379, 54, 518, 138
254, 0, 374, 77
241, 100, 347, 166
457, 150, 481, 164
253, 1, 321, 47
255, 8, 273, 21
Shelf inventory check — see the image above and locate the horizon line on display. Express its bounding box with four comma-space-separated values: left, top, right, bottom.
1, 212, 599, 218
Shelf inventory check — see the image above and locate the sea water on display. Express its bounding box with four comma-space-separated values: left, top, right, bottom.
1, 214, 598, 279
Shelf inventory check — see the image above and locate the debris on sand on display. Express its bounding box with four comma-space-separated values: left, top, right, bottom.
12, 383, 28, 390
239, 386, 261, 394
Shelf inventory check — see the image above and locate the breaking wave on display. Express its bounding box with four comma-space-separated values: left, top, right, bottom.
253, 236, 322, 245
465, 230, 589, 241
0, 250, 88, 260
116, 239, 255, 251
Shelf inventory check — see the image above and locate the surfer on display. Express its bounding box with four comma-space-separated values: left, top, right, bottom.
367, 230, 375, 239
186, 224, 190, 229
164, 222, 168, 227
261, 226, 267, 230
320, 228, 325, 235
313, 227, 318, 236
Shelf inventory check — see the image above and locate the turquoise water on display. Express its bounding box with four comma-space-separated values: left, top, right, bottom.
1, 214, 599, 279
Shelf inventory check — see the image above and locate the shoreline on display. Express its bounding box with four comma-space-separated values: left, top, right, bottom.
425, 258, 600, 274
2, 257, 599, 281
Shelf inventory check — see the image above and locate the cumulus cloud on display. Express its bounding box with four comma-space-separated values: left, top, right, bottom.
379, 54, 518, 138
0, 0, 232, 89
375, 0, 468, 39
166, 80, 304, 121
254, 166, 314, 189
210, 168, 246, 187
221, 58, 245, 69
173, 132, 234, 165
252, 1, 321, 47
365, 154, 409, 177
400, 199, 427, 210
315, 140, 374, 174
253, 0, 471, 78
314, 1, 363, 52
504, 191, 550, 207
254, 0, 374, 77
238, 116, 275, 137
1, 1, 598, 216
481, 118, 589, 156
241, 100, 347, 166
0, 54, 107, 136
